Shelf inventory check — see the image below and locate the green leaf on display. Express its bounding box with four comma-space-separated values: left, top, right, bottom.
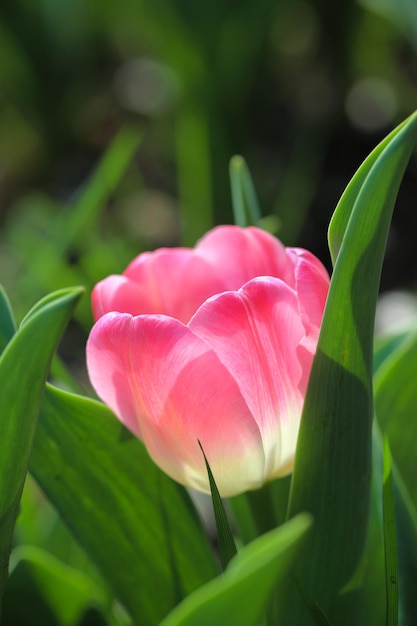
228, 481, 282, 546
229, 155, 261, 227
9, 546, 105, 626
11, 475, 116, 625
198, 441, 237, 570
287, 112, 417, 624
0, 287, 83, 611
2, 560, 58, 626
328, 113, 415, 266
30, 387, 219, 626
0, 286, 16, 354
382, 439, 399, 626
160, 513, 312, 626
336, 427, 386, 626
373, 328, 413, 375
293, 578, 332, 626
374, 325, 417, 514
176, 107, 213, 246
374, 326, 417, 621
390, 471, 417, 622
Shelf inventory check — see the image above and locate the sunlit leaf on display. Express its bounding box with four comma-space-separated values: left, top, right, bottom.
328, 114, 414, 265
160, 513, 312, 626
287, 112, 417, 624
229, 155, 261, 227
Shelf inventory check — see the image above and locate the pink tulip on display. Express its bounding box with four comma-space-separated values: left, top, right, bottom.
87, 226, 329, 496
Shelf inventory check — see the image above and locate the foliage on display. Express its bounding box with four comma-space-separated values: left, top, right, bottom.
1, 4, 417, 622
0, 112, 416, 624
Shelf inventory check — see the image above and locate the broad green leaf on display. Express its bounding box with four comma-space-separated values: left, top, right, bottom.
373, 425, 417, 625
11, 475, 116, 625
160, 513, 312, 626
0, 287, 83, 610
374, 325, 417, 511
373, 327, 413, 375
2, 560, 58, 626
374, 326, 417, 621
30, 387, 219, 626
338, 427, 386, 626
293, 578, 332, 626
229, 155, 261, 227
9, 546, 105, 626
228, 482, 281, 546
391, 471, 417, 623
382, 439, 398, 626
0, 286, 16, 354
226, 494, 259, 546
287, 112, 417, 624
199, 442, 237, 570
328, 113, 414, 265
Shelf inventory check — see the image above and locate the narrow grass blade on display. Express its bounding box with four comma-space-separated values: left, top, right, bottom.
176, 107, 213, 246
10, 125, 142, 318
229, 155, 261, 227
198, 441, 237, 570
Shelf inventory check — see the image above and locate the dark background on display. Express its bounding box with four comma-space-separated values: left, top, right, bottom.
1, 0, 417, 295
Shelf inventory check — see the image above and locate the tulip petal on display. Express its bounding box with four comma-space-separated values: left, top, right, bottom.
86, 313, 266, 496
122, 249, 228, 323
91, 227, 311, 325
196, 225, 295, 287
87, 227, 330, 496
286, 248, 329, 352
92, 275, 159, 321
189, 277, 309, 478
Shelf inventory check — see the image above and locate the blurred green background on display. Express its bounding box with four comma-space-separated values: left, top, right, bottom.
1, 0, 417, 624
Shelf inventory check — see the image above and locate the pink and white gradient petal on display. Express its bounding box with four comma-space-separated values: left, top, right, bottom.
286, 248, 329, 353
86, 312, 266, 496
94, 249, 230, 324
190, 277, 308, 479
92, 275, 161, 321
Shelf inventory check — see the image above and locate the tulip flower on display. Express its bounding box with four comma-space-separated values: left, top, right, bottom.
87, 226, 329, 496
